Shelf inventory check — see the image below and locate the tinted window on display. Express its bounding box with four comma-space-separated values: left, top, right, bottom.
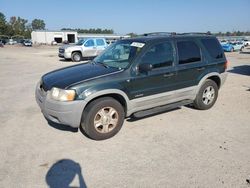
84, 39, 94, 47
201, 38, 223, 59
96, 39, 105, 46
177, 41, 201, 64
140, 42, 174, 69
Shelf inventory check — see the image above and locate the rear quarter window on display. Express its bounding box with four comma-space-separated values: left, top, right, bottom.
201, 38, 224, 59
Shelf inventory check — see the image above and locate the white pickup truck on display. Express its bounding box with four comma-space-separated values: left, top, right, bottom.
59, 38, 108, 62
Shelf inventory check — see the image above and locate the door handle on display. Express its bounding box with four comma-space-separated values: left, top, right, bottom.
197, 67, 205, 71
163, 73, 175, 78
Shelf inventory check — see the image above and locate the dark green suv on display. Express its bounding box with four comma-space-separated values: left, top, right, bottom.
36, 33, 228, 140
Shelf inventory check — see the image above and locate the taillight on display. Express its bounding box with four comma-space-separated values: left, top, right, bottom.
224, 60, 229, 70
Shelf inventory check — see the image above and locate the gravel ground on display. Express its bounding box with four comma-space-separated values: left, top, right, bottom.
0, 45, 250, 188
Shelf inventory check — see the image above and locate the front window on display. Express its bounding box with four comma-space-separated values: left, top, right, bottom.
93, 40, 144, 69
76, 39, 86, 45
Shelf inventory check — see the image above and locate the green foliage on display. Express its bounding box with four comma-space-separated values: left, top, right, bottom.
214, 31, 250, 36
0, 12, 46, 39
0, 12, 7, 35
31, 19, 45, 30
126, 32, 138, 38
61, 28, 114, 34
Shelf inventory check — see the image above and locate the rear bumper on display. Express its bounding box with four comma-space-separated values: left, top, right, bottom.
35, 83, 87, 128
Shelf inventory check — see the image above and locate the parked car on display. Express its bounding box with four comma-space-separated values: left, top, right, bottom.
0, 41, 3, 47
0, 39, 7, 45
23, 40, 32, 47
58, 38, 108, 62
36, 32, 228, 140
7, 39, 17, 45
51, 41, 57, 45
243, 39, 250, 46
221, 42, 244, 52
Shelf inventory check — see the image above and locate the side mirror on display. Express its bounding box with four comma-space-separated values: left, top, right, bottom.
138, 63, 153, 73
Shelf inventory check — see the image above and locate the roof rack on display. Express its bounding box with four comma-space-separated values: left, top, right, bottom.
143, 32, 177, 36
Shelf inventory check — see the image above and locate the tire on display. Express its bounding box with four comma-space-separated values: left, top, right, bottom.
81, 97, 125, 140
71, 52, 82, 62
240, 47, 243, 52
193, 79, 218, 110
230, 48, 234, 52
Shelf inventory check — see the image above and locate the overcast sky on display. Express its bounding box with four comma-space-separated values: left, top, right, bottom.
1, 0, 250, 34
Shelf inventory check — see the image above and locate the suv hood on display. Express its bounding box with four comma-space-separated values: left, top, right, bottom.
41, 63, 120, 91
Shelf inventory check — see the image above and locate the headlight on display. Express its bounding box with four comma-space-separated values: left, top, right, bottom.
50, 87, 76, 101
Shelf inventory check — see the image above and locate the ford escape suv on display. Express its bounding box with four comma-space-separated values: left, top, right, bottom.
36, 32, 228, 140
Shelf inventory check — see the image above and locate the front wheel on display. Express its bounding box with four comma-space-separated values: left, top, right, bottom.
193, 80, 218, 110
81, 97, 125, 140
71, 52, 82, 62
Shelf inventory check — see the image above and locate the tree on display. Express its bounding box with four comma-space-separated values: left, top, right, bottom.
31, 19, 45, 30
8, 16, 28, 36
0, 12, 7, 35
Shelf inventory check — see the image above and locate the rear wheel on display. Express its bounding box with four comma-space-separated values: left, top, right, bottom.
72, 52, 82, 62
194, 79, 218, 110
81, 97, 125, 140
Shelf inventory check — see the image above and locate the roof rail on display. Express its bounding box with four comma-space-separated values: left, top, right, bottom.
142, 32, 212, 37
143, 32, 177, 36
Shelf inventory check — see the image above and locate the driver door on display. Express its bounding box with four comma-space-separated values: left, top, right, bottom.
128, 40, 177, 109
83, 39, 97, 57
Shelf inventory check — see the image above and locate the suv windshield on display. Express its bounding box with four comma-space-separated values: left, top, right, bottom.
93, 40, 144, 69
76, 39, 86, 45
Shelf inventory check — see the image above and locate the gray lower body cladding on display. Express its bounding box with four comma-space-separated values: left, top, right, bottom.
35, 83, 87, 128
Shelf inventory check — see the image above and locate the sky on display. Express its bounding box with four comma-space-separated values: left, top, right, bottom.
0, 0, 250, 34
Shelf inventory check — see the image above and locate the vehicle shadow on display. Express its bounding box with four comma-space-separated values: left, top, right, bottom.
126, 107, 181, 122
46, 159, 87, 188
59, 59, 71, 62
228, 65, 250, 76
46, 118, 78, 132
240, 51, 250, 54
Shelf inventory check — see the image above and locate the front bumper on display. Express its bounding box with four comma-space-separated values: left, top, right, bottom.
35, 83, 87, 128
58, 52, 71, 59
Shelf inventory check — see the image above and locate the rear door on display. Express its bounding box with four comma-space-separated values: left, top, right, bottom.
96, 38, 107, 55
174, 39, 206, 94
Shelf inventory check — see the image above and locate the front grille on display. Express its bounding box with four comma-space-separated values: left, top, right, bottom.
59, 48, 65, 53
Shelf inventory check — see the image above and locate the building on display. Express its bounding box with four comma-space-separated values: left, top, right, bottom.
31, 30, 78, 44
31, 30, 130, 45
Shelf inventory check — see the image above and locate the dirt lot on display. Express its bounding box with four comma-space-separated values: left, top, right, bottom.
0, 45, 250, 188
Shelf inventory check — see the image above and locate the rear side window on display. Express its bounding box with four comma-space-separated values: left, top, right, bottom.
201, 38, 223, 59
96, 39, 105, 46
177, 41, 201, 64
